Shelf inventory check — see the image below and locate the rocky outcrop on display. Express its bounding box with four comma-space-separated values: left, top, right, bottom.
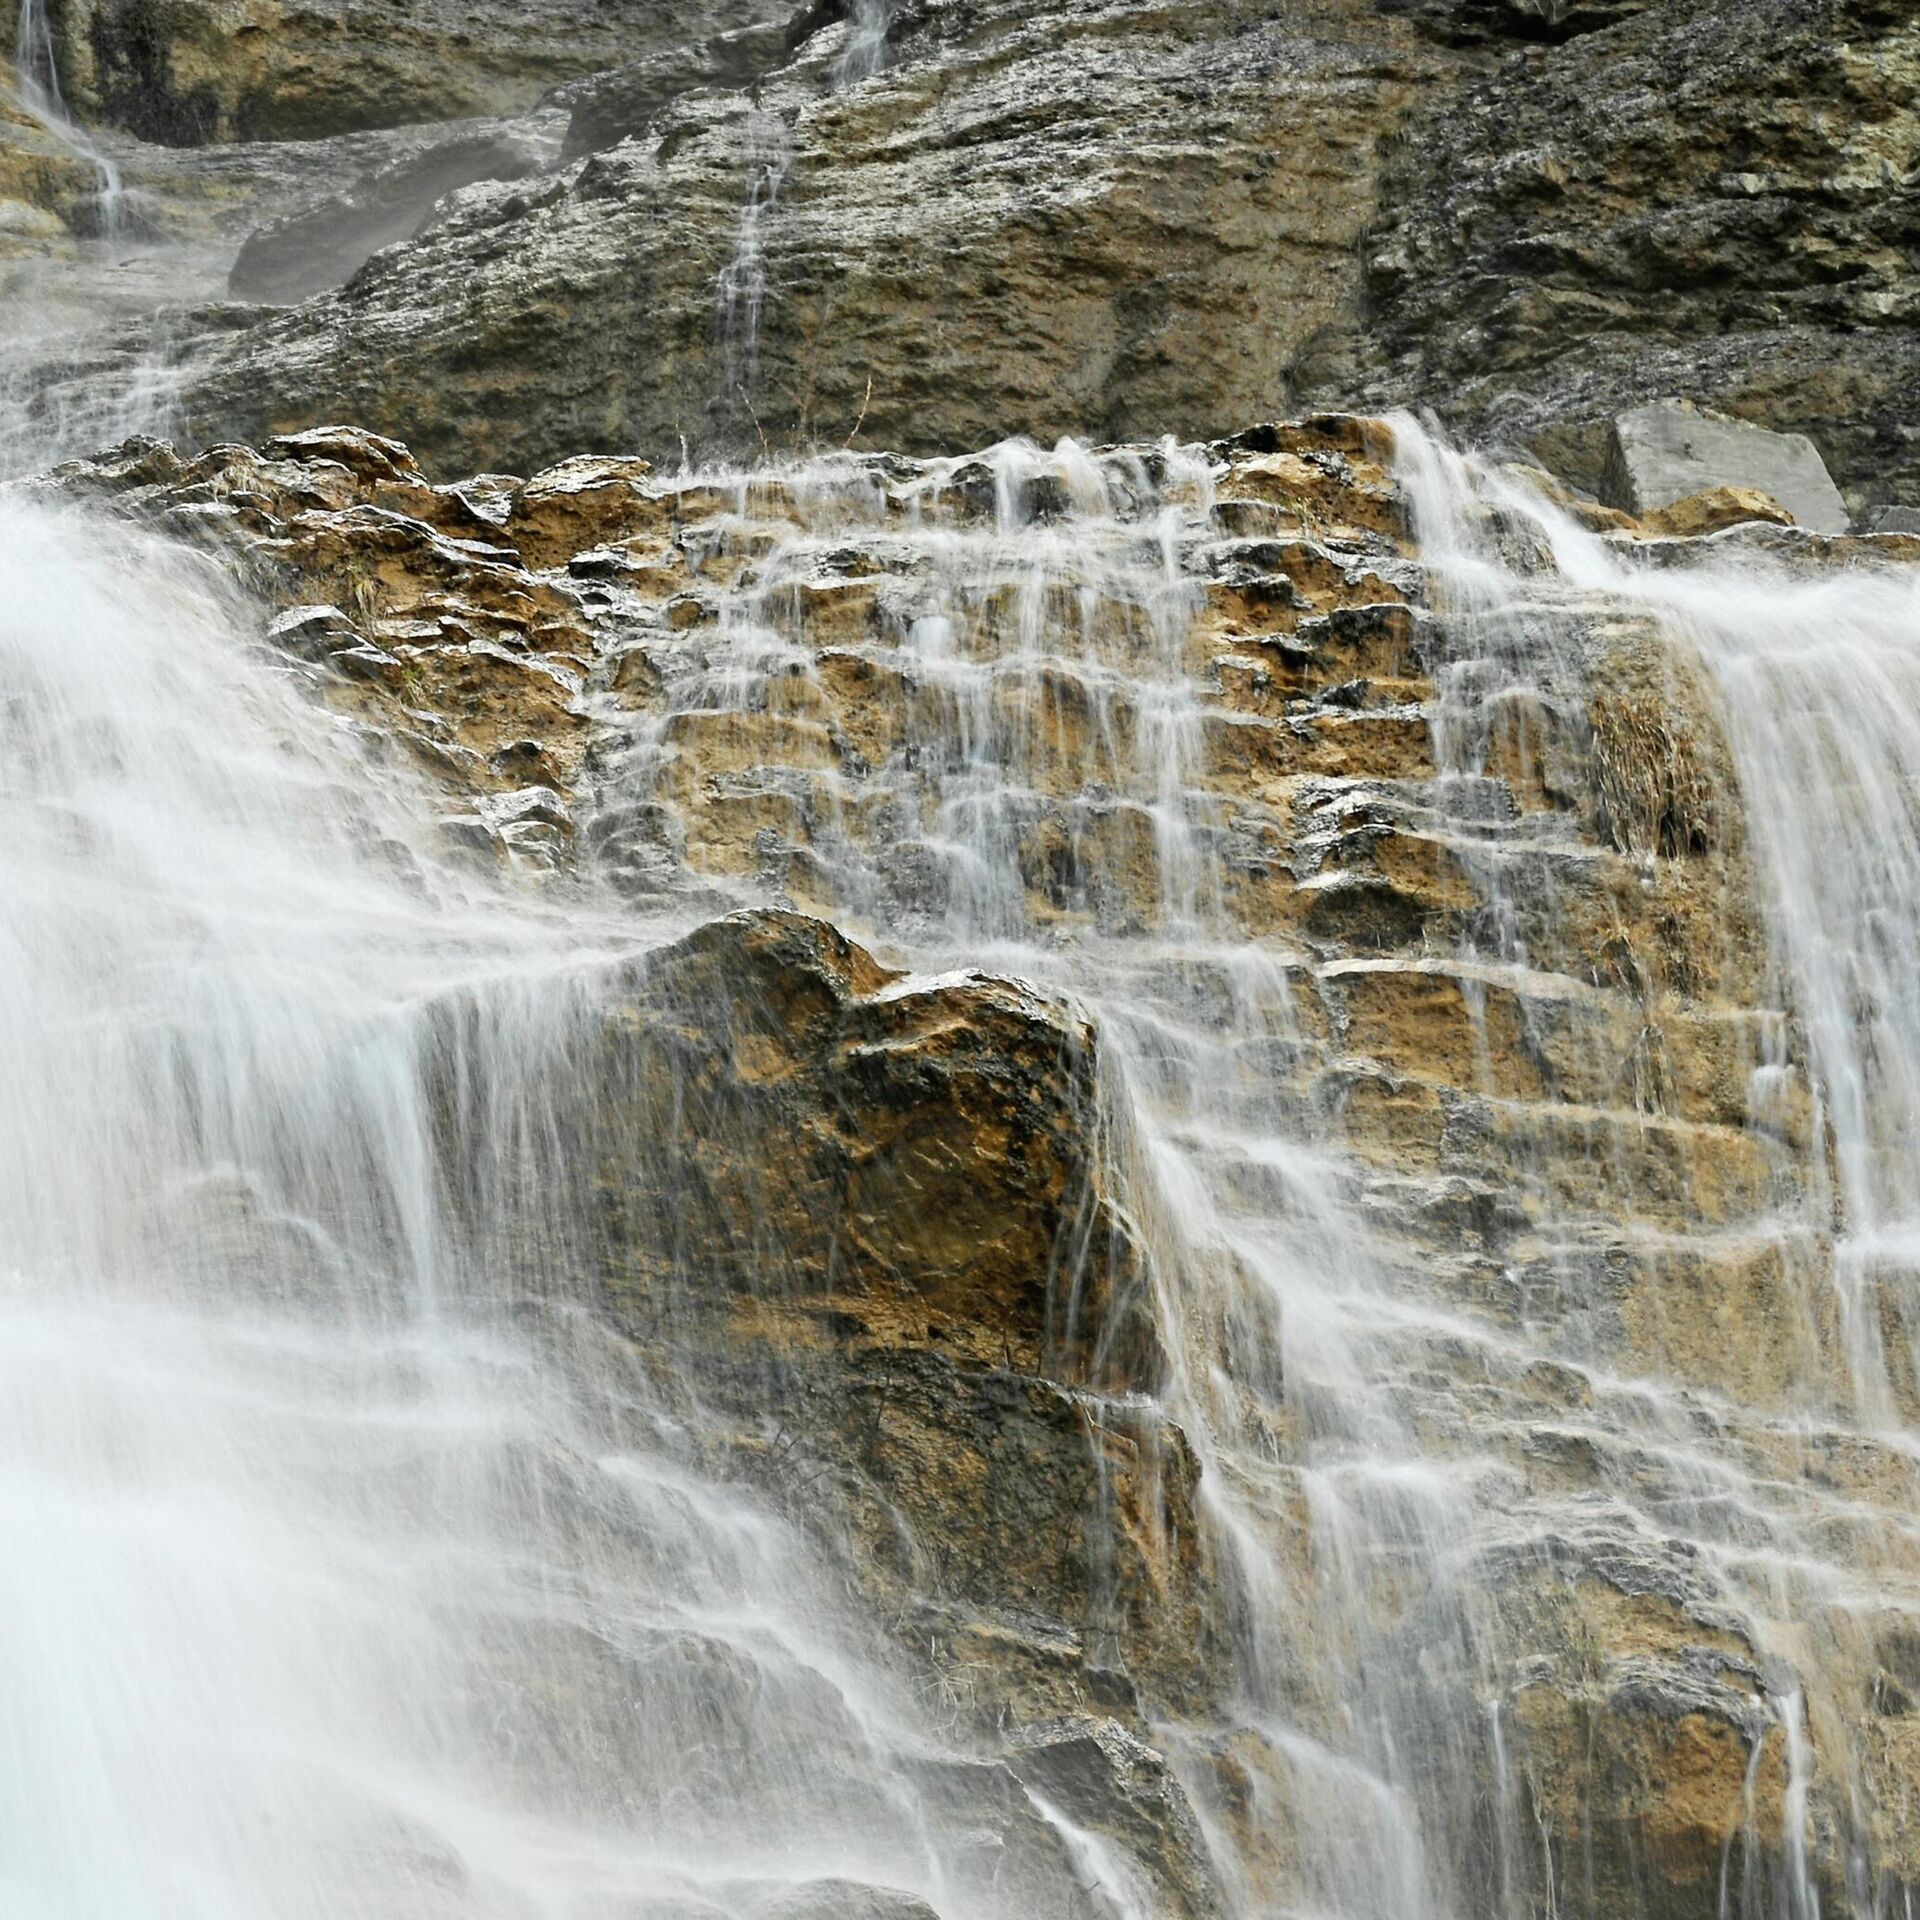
1348, 0, 1920, 507
0, 97, 583, 472
572, 912, 1222, 1753
141, 0, 1912, 504
0, 94, 104, 242
32, 425, 603, 855
173, 0, 1451, 472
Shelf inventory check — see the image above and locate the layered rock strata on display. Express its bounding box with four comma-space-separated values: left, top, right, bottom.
1, 0, 795, 142
104, 0, 1909, 507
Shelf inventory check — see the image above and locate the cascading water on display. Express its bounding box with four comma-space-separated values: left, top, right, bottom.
712, 0, 892, 438
716, 108, 795, 414
575, 439, 1560, 1920
1392, 418, 1920, 1424
1389, 416, 1920, 1920
7, 43, 1920, 1888
570, 423, 1920, 1920
0, 0, 187, 477
834, 0, 894, 84
0, 473, 1177, 1915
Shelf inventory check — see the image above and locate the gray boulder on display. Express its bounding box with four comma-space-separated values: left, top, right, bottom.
1600, 400, 1850, 534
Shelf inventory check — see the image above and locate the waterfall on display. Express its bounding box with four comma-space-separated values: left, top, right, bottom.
581, 438, 1528, 1920
6, 294, 1920, 1916
9, 0, 125, 236
1393, 417, 1920, 1425
575, 426, 1920, 1920
1392, 414, 1920, 1920
716, 109, 795, 416
835, 0, 895, 84
13, 0, 60, 109
711, 0, 894, 439
0, 478, 1163, 1916
1, 0, 179, 479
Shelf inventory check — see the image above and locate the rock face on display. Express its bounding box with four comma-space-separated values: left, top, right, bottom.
1349, 0, 1920, 505
173, 0, 1450, 472
14, 0, 1917, 501
146, 0, 1915, 506
37, 415, 1920, 1919
227, 123, 564, 304
10, 0, 1920, 1900
4, 0, 796, 142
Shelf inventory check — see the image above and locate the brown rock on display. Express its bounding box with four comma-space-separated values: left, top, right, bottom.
1637, 485, 1798, 539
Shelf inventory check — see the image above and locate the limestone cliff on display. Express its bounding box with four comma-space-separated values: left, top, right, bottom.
0, 0, 794, 141
8, 0, 1920, 1910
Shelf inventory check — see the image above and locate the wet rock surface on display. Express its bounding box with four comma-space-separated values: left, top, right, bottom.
8, 0, 1914, 506
7, 0, 1920, 1898
2, 0, 796, 142
174, 0, 1445, 472
31, 415, 1920, 1917
227, 122, 565, 304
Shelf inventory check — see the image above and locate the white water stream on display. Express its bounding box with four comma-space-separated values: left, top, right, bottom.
1395, 422, 1920, 1428
4, 47, 1920, 1905
0, 487, 1143, 1917
11, 0, 124, 231
569, 425, 1920, 1920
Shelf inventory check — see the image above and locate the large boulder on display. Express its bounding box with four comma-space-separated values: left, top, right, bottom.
587, 908, 1165, 1395
1600, 400, 1850, 534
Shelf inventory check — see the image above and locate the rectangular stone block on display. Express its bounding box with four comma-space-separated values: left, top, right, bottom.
1600, 399, 1849, 534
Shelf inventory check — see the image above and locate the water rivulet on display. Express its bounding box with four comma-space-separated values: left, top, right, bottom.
8, 403, 1920, 1920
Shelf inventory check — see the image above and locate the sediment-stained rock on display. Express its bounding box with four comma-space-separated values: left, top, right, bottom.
2, 0, 796, 143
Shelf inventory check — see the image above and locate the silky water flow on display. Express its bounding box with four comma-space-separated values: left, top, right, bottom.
566, 426, 1920, 1920
1390, 418, 1920, 1920
0, 483, 1160, 1918
6, 318, 1920, 1920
